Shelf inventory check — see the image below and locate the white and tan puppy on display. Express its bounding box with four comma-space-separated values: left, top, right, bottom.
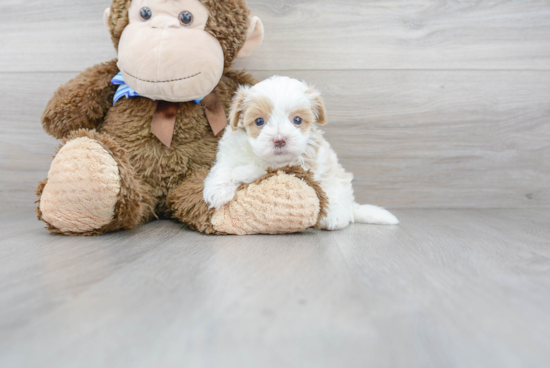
204, 76, 398, 230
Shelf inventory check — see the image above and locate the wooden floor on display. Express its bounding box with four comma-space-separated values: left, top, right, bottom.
0, 208, 549, 368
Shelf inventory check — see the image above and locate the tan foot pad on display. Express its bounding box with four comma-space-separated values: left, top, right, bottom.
40, 137, 121, 233
211, 172, 320, 235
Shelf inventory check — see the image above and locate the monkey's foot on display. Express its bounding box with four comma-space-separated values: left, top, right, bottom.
36, 130, 152, 236
211, 168, 327, 235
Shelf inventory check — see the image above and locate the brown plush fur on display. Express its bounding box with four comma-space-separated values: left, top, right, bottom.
41, 61, 118, 139
37, 0, 325, 236
98, 65, 257, 216
166, 167, 222, 234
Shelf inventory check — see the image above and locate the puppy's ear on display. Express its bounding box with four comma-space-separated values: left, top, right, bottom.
307, 86, 328, 126
229, 86, 250, 131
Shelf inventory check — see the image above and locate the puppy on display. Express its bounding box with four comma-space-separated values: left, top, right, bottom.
204, 76, 398, 230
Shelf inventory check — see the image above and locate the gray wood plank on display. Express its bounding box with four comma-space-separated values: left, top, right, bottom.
2, 0, 550, 72
0, 209, 549, 368
1, 70, 549, 209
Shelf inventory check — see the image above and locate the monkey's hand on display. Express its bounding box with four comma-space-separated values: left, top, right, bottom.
41, 60, 119, 139
211, 166, 327, 235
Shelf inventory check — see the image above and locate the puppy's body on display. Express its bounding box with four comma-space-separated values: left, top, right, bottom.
204, 76, 398, 230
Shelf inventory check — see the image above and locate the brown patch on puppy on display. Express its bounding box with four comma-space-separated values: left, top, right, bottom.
290, 107, 316, 135
229, 87, 249, 131
307, 87, 328, 126
243, 96, 273, 139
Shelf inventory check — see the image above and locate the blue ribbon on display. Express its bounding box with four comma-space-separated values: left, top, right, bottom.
111, 72, 203, 105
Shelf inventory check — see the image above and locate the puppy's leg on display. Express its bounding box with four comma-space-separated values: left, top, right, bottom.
232, 165, 267, 185
353, 204, 399, 225
319, 206, 353, 231
318, 177, 355, 231
204, 167, 240, 209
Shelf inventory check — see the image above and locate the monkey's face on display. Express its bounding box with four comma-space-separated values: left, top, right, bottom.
116, 0, 224, 102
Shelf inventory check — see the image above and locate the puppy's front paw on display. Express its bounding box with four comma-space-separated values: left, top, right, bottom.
319, 210, 352, 231
205, 184, 239, 209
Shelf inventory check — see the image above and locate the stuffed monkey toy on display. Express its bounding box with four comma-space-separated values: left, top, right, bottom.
36, 0, 327, 236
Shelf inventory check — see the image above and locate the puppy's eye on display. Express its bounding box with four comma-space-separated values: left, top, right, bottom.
255, 118, 265, 127
179, 11, 194, 26
293, 117, 303, 125
140, 7, 152, 21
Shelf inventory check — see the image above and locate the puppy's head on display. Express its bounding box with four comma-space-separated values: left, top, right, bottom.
229, 76, 327, 164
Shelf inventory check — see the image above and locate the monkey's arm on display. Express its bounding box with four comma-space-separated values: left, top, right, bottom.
168, 165, 328, 235
41, 60, 119, 139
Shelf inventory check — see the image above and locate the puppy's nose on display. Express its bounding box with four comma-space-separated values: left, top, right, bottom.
274, 137, 287, 148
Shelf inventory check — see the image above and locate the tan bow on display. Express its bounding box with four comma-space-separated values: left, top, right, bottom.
150, 90, 228, 148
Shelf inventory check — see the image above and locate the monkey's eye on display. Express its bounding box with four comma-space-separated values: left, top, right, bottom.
179, 11, 194, 26
293, 117, 303, 125
255, 118, 265, 127
140, 7, 152, 21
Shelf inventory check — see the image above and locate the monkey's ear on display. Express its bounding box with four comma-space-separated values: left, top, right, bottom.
307, 86, 328, 126
237, 17, 264, 59
229, 86, 250, 131
103, 8, 111, 32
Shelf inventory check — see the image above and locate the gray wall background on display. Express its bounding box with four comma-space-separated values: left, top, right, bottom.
1, 0, 549, 209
